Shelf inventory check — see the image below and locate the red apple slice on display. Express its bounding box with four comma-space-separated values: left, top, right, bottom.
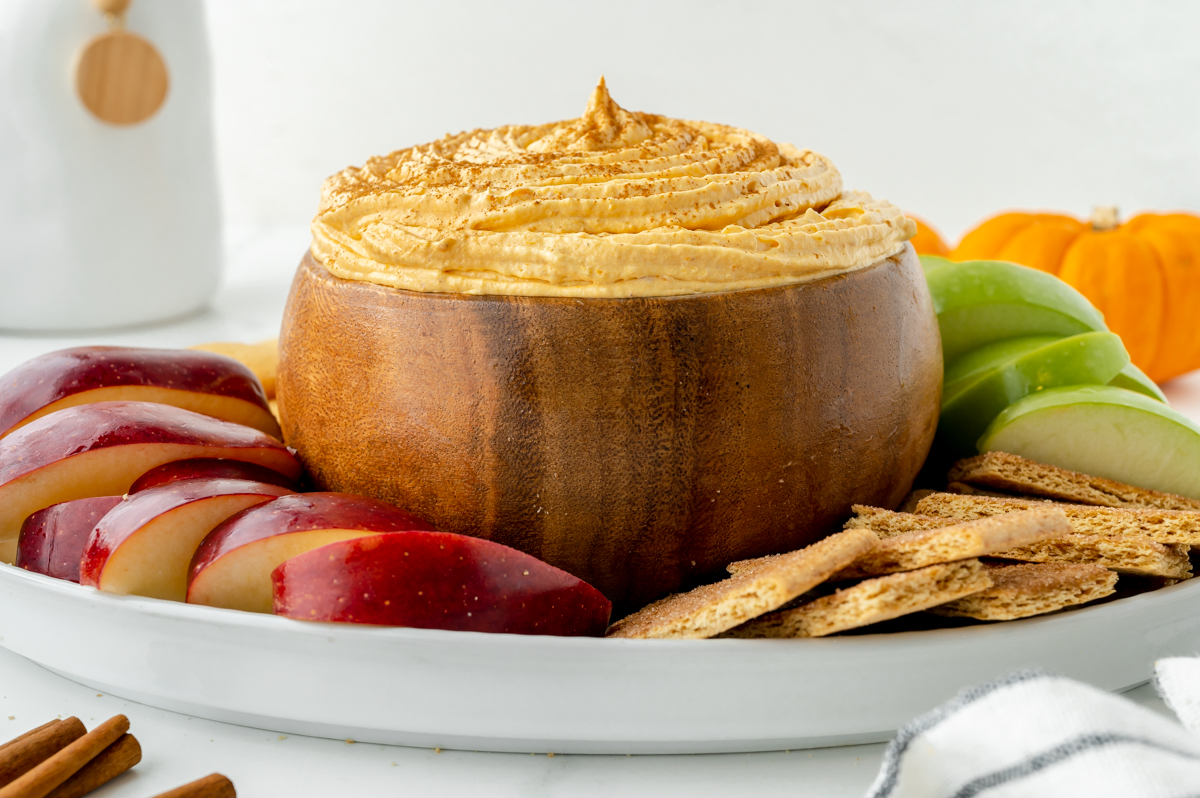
0, 401, 302, 563
187, 493, 435, 613
272, 532, 612, 636
80, 478, 295, 600
0, 346, 280, 439
130, 458, 300, 493
16, 496, 123, 583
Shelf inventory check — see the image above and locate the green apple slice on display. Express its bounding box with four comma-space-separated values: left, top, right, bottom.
1109, 363, 1167, 403
920, 254, 955, 275
943, 335, 1061, 403
979, 385, 1200, 499
939, 332, 1130, 455
927, 260, 1108, 362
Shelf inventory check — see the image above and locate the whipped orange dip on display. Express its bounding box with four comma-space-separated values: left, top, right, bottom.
311, 80, 915, 298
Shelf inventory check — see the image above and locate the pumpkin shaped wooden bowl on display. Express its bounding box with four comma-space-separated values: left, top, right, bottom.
277, 244, 942, 615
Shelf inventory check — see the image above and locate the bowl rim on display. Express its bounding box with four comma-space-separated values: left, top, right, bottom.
298, 244, 916, 306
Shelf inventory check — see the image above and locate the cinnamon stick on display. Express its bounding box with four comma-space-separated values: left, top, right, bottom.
149, 773, 236, 798
44, 734, 140, 798
0, 720, 85, 789
0, 722, 59, 757
0, 715, 128, 798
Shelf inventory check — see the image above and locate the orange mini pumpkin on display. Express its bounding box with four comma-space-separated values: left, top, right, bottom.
907, 214, 951, 257
951, 208, 1200, 383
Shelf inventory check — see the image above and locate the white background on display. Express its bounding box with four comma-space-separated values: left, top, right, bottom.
204, 0, 1200, 243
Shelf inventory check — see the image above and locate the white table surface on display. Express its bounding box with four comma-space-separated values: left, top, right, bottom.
0, 227, 1192, 797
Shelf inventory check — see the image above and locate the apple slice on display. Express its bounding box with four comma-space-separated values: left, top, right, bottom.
187, 493, 436, 613
16, 496, 122, 583
0, 346, 280, 440
927, 260, 1108, 362
80, 478, 295, 601
942, 335, 1061, 403
919, 254, 955, 275
1109, 363, 1168, 403
939, 332, 1130, 455
272, 532, 612, 636
130, 458, 300, 493
979, 385, 1200, 499
0, 401, 302, 563
189, 339, 278, 399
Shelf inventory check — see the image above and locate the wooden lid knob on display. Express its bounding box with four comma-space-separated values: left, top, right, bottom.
92, 0, 132, 15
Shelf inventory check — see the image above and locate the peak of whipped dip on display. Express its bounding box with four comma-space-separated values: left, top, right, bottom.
311, 79, 915, 298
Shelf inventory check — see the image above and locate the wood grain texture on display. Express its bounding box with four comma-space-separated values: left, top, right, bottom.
278, 244, 942, 614
76, 31, 168, 126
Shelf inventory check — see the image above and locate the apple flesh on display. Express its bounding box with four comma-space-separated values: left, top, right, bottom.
272, 532, 612, 636
0, 401, 302, 563
80, 478, 294, 601
187, 492, 436, 613
1109, 363, 1168, 403
16, 496, 122, 583
927, 260, 1108, 362
130, 458, 300, 493
0, 346, 280, 440
939, 332, 1130, 455
979, 385, 1200, 499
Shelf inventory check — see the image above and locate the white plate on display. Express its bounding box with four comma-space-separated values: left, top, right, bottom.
2, 562, 1199, 754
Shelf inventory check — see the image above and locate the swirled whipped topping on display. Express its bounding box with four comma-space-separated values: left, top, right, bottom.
310, 79, 915, 298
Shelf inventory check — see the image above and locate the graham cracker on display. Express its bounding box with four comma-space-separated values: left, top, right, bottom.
946, 482, 1016, 499
949, 452, 1200, 512
845, 506, 948, 538
722, 560, 991, 639
834, 507, 1067, 579
990, 534, 1192, 579
929, 562, 1118, 621
845, 504, 1191, 579
898, 490, 935, 514
605, 528, 877, 640
915, 492, 1200, 549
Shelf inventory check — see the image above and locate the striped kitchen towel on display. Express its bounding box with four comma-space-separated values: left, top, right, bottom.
866, 668, 1200, 798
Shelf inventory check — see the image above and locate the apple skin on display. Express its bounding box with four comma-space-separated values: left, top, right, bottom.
939, 331, 1130, 455
130, 458, 300, 494
919, 254, 954, 275
80, 478, 295, 600
927, 260, 1108, 362
0, 346, 280, 439
979, 385, 1200, 499
1109, 363, 1168, 403
943, 335, 1061, 402
0, 401, 302, 563
187, 492, 436, 613
272, 532, 613, 636
16, 496, 122, 583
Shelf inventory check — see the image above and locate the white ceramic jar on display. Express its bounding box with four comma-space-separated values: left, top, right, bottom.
0, 0, 221, 331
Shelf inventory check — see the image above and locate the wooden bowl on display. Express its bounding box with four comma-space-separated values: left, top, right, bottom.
278, 245, 941, 614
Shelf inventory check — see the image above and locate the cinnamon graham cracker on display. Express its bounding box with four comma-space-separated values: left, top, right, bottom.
722, 560, 991, 639
845, 506, 947, 538
929, 562, 1118, 621
845, 504, 1191, 579
989, 534, 1192, 579
898, 490, 935, 514
946, 482, 1016, 499
833, 507, 1067, 579
949, 452, 1200, 512
605, 528, 877, 640
915, 492, 1200, 549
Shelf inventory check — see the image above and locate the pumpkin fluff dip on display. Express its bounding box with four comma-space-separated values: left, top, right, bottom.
310, 79, 916, 298
281, 80, 940, 614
